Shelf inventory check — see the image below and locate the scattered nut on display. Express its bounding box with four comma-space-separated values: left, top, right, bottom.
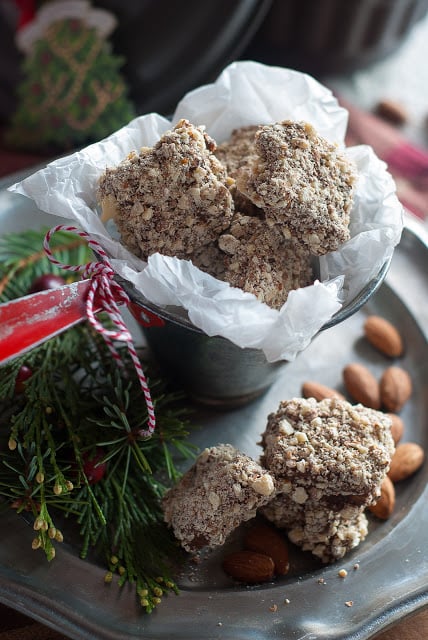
380, 366, 412, 412
375, 99, 408, 126
363, 315, 404, 358
387, 413, 405, 445
222, 550, 275, 584
302, 381, 345, 402
388, 443, 425, 482
368, 475, 395, 520
343, 363, 381, 409
244, 522, 290, 576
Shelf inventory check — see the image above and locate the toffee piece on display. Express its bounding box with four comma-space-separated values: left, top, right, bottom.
162, 444, 275, 552
287, 506, 369, 563
235, 120, 356, 255
261, 397, 394, 502
215, 125, 261, 216
260, 397, 394, 562
97, 118, 234, 261
218, 213, 313, 309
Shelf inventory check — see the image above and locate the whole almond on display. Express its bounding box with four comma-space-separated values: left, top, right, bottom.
375, 99, 408, 126
302, 381, 345, 402
388, 442, 425, 482
364, 316, 403, 358
368, 475, 395, 519
343, 363, 381, 409
386, 413, 405, 444
244, 522, 289, 576
222, 550, 275, 584
380, 366, 412, 412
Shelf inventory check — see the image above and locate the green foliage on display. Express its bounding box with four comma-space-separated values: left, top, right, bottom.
0, 229, 196, 612
0, 228, 89, 301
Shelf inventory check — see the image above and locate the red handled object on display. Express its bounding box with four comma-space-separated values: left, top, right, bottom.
0, 279, 103, 365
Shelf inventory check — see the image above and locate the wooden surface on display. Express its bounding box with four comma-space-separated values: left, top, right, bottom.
0, 603, 427, 638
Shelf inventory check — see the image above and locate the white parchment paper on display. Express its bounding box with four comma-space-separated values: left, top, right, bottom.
8, 61, 403, 362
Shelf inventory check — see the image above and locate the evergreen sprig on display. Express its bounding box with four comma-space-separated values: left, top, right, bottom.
0, 229, 196, 613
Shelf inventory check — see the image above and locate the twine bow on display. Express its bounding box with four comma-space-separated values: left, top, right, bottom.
44, 225, 156, 436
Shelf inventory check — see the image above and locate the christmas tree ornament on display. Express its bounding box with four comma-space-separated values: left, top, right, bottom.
28, 272, 66, 292
82, 448, 107, 484
14, 363, 33, 393
6, 0, 135, 153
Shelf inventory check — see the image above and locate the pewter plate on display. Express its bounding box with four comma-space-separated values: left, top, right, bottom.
0, 174, 427, 640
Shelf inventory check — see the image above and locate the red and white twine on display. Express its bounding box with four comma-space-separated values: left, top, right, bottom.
44, 225, 156, 436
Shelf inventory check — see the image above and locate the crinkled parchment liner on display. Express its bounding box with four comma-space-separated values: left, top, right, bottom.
9, 61, 403, 362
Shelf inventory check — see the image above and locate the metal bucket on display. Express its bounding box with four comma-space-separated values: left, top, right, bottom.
128, 299, 284, 407
123, 257, 391, 408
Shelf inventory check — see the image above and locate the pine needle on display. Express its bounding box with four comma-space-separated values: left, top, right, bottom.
0, 228, 196, 612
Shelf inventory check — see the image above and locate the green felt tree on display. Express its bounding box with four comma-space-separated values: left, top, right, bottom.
6, 14, 135, 152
